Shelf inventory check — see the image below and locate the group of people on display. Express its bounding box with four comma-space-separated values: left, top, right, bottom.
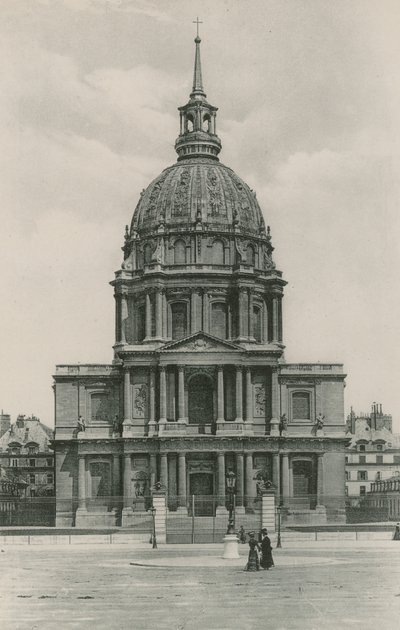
241, 527, 274, 572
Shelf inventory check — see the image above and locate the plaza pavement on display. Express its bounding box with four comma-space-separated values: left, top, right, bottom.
1, 541, 399, 630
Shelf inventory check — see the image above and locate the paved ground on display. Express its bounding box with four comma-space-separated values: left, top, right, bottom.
1, 542, 400, 630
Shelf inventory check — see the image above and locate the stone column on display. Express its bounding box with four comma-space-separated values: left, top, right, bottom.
238, 288, 248, 339
162, 291, 168, 339
190, 290, 197, 334
123, 454, 132, 508
178, 366, 187, 423
272, 453, 280, 502
155, 289, 163, 339
159, 366, 167, 424
78, 455, 86, 510
281, 454, 289, 505
115, 293, 120, 343
270, 368, 280, 435
216, 452, 226, 509
245, 367, 253, 424
248, 290, 254, 339
148, 367, 156, 436
168, 453, 177, 509
123, 369, 131, 426
278, 297, 283, 342
145, 291, 152, 339
178, 452, 187, 511
317, 453, 324, 506
235, 366, 243, 422
245, 453, 254, 509
202, 291, 209, 332
289, 458, 293, 498
150, 454, 157, 489
272, 296, 279, 343
112, 454, 121, 500
217, 367, 224, 423
263, 298, 269, 343
120, 293, 127, 343
236, 453, 244, 512
160, 453, 168, 493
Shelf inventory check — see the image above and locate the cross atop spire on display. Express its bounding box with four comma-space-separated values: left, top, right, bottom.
193, 16, 202, 38
191, 18, 205, 98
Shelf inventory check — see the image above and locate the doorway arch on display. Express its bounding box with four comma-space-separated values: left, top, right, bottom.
188, 374, 214, 430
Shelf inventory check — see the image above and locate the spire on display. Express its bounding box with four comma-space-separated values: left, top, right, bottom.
191, 19, 205, 98
175, 27, 221, 161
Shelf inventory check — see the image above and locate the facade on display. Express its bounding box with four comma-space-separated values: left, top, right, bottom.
346, 406, 400, 500
53, 35, 348, 528
0, 415, 54, 497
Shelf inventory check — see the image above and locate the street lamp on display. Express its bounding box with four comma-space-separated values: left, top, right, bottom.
276, 502, 283, 548
222, 469, 240, 559
226, 469, 236, 535
149, 505, 157, 549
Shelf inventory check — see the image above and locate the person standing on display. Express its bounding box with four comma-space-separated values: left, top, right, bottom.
260, 528, 274, 570
244, 532, 260, 571
393, 523, 400, 540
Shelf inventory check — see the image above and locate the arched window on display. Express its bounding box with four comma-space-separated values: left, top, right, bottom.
171, 302, 188, 340
186, 116, 194, 132
91, 393, 109, 423
211, 302, 227, 339
246, 244, 255, 266
292, 392, 311, 420
212, 239, 224, 264
174, 239, 186, 264
253, 305, 262, 342
144, 243, 152, 265
203, 115, 211, 132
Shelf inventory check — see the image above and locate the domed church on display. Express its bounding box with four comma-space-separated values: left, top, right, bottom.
53, 34, 348, 528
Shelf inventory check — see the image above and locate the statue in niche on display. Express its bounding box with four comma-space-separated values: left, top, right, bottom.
134, 385, 147, 417
263, 247, 275, 270
279, 414, 288, 436
313, 413, 325, 434
153, 238, 164, 264
235, 239, 247, 263
112, 415, 121, 436
254, 384, 266, 416
77, 416, 86, 433
254, 470, 274, 496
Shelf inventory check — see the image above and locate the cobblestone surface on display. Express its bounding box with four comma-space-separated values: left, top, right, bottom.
1, 543, 400, 629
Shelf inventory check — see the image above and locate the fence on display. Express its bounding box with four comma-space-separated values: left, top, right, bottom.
0, 493, 398, 531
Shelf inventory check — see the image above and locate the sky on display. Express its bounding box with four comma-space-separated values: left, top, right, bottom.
0, 0, 399, 430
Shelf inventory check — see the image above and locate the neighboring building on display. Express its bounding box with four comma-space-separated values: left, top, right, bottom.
366, 475, 400, 520
345, 406, 400, 500
0, 411, 11, 437
52, 34, 348, 529
0, 466, 19, 525
0, 415, 54, 497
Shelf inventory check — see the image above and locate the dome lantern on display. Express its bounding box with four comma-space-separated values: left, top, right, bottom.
175, 33, 222, 161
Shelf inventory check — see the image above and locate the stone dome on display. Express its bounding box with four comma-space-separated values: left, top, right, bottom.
130, 158, 265, 236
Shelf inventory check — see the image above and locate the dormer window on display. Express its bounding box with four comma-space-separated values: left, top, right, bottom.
359, 444, 366, 452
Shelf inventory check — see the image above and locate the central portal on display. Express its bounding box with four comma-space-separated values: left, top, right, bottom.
188, 374, 214, 431
189, 472, 214, 516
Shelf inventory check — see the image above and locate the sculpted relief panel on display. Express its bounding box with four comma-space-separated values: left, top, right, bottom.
133, 384, 148, 418
253, 384, 266, 418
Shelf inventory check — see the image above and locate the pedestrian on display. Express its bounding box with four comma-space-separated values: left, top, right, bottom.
244, 531, 260, 571
393, 523, 400, 540
238, 525, 246, 544
260, 528, 274, 570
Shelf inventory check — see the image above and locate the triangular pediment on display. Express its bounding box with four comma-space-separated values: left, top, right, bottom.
160, 332, 242, 353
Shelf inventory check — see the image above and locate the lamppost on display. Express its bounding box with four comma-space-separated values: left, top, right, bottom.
276, 502, 283, 548
149, 505, 157, 549
222, 469, 240, 559
226, 469, 236, 534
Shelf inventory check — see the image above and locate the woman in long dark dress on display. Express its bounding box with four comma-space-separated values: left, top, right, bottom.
393, 523, 400, 540
260, 528, 274, 570
244, 532, 260, 571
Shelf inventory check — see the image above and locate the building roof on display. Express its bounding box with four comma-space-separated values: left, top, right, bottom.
0, 416, 53, 452
348, 419, 400, 448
